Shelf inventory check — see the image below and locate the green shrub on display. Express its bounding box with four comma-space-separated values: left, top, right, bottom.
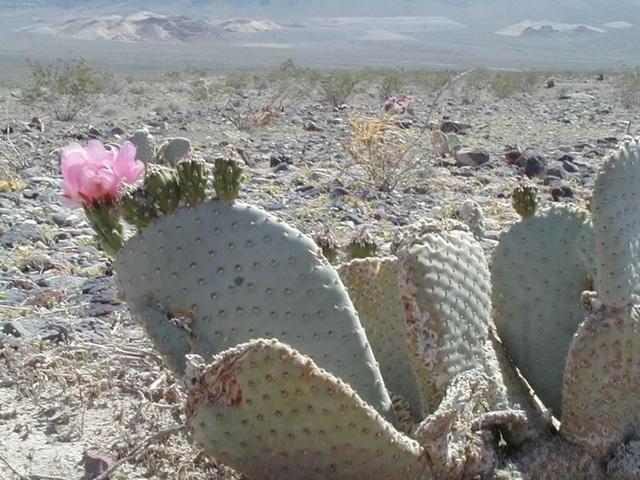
618, 69, 640, 109
379, 71, 402, 100
22, 58, 110, 121
490, 71, 542, 99
321, 70, 361, 106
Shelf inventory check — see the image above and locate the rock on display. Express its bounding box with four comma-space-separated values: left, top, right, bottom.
78, 277, 121, 317
440, 120, 471, 134
110, 126, 125, 136
546, 77, 556, 88
455, 149, 490, 167
551, 186, 574, 201
596, 73, 605, 81
270, 154, 293, 168
0, 224, 46, 248
546, 165, 564, 179
72, 317, 111, 343
88, 126, 103, 138
524, 152, 547, 179
331, 186, 351, 198
0, 317, 70, 343
559, 92, 595, 101
83, 451, 116, 479
562, 160, 579, 173
303, 120, 322, 132
29, 117, 44, 132
504, 146, 524, 166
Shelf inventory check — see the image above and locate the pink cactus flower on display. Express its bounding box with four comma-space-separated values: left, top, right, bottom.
61, 140, 144, 207
383, 96, 398, 113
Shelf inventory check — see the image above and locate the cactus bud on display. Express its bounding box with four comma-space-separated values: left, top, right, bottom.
83, 202, 124, 257
213, 157, 244, 202
118, 184, 158, 229
177, 158, 209, 207
313, 228, 340, 264
348, 227, 378, 259
512, 184, 538, 218
145, 164, 180, 215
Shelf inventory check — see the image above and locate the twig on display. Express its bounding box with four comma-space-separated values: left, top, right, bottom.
92, 425, 185, 480
420, 68, 476, 133
0, 453, 67, 480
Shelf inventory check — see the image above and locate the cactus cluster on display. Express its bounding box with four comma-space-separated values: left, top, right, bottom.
104, 136, 640, 479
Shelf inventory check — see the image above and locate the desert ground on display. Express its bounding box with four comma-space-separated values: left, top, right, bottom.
1, 63, 639, 478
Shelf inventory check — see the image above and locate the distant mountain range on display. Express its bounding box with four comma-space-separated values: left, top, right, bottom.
17, 11, 285, 42
0, 0, 638, 70
20, 11, 221, 42
2, 0, 640, 26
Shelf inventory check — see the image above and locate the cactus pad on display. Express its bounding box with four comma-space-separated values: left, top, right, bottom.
156, 137, 192, 166
127, 129, 156, 164
491, 205, 594, 415
592, 137, 640, 307
397, 221, 497, 413
114, 200, 394, 419
561, 303, 640, 457
186, 339, 427, 480
338, 257, 422, 418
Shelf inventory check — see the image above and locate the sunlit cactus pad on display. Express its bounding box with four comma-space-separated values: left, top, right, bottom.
561, 304, 640, 457
491, 205, 594, 415
185, 339, 428, 480
114, 200, 394, 419
592, 137, 640, 307
338, 257, 422, 419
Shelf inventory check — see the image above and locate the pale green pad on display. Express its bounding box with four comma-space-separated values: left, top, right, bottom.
561, 304, 640, 457
187, 339, 428, 480
491, 205, 593, 415
338, 257, 423, 418
592, 137, 640, 307
398, 224, 496, 413
115, 200, 394, 419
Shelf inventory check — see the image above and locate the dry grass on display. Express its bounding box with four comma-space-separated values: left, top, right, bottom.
0, 313, 238, 480
343, 115, 418, 192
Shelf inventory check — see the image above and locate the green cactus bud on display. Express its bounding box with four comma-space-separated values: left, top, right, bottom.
213, 157, 244, 202
176, 158, 209, 207
347, 227, 378, 259
83, 202, 124, 257
144, 164, 180, 215
118, 184, 158, 229
512, 184, 539, 218
313, 228, 340, 263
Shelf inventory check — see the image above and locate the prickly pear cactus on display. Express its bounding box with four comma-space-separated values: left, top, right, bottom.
213, 157, 244, 202
459, 200, 485, 239
561, 302, 640, 456
607, 439, 640, 480
512, 184, 538, 218
114, 200, 395, 419
338, 257, 422, 419
491, 205, 594, 415
397, 221, 500, 413
185, 339, 428, 480
347, 227, 378, 259
415, 369, 527, 479
313, 228, 340, 264
592, 137, 640, 307
156, 137, 192, 166
127, 129, 156, 164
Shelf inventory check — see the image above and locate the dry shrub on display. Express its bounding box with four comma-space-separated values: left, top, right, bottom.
343, 116, 417, 192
